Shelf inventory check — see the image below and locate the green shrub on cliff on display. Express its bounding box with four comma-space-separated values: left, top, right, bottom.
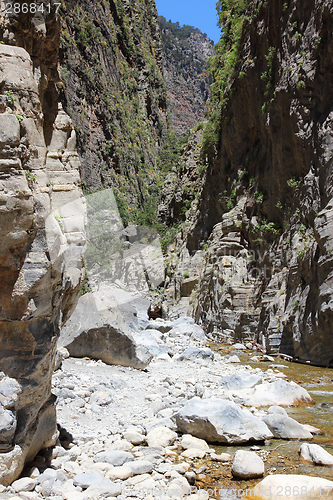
59, 0, 168, 224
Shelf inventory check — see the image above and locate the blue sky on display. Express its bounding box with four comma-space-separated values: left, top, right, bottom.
155, 0, 221, 44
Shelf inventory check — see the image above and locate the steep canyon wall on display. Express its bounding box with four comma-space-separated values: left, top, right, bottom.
163, 0, 333, 366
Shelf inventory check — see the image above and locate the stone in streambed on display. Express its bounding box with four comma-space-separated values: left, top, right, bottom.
181, 448, 207, 459
123, 429, 145, 445
299, 443, 333, 465
211, 452, 231, 462
172, 397, 273, 443
219, 373, 262, 391
12, 477, 37, 492
167, 476, 191, 496
109, 439, 133, 451
251, 475, 333, 499
231, 343, 246, 350
168, 323, 206, 341
240, 379, 313, 406
231, 450, 264, 479
93, 450, 133, 466
127, 460, 153, 475
262, 406, 313, 440
302, 424, 322, 435
83, 478, 122, 498
73, 473, 102, 489
178, 347, 214, 361
180, 434, 209, 451
145, 319, 173, 333
146, 426, 177, 447
108, 465, 133, 480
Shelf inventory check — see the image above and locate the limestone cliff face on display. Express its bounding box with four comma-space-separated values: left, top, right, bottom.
0, 6, 86, 483
158, 17, 214, 137
163, 0, 333, 365
59, 0, 168, 214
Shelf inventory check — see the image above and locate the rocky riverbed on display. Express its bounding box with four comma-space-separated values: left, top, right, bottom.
1, 315, 333, 499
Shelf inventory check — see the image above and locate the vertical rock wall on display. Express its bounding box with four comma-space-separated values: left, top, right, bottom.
163, 0, 333, 365
0, 4, 86, 484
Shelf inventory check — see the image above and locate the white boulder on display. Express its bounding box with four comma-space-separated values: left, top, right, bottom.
262, 406, 313, 440
231, 450, 264, 479
299, 443, 333, 465
172, 397, 273, 443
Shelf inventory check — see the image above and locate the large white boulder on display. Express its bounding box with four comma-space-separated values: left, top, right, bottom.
172, 397, 273, 444
234, 379, 313, 406
178, 347, 214, 361
59, 290, 152, 369
168, 323, 206, 341
299, 443, 333, 465
219, 373, 262, 391
262, 406, 313, 440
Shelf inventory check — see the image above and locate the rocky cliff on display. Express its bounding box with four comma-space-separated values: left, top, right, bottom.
158, 16, 214, 137
0, 5, 86, 484
162, 0, 333, 366
59, 0, 168, 218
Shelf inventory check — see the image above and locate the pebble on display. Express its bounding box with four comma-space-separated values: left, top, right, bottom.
93, 450, 133, 466
12, 477, 37, 492
211, 452, 231, 462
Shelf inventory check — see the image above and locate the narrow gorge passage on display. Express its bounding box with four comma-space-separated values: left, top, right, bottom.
0, 0, 333, 499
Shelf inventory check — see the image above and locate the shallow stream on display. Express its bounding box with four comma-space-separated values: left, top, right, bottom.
192, 345, 333, 499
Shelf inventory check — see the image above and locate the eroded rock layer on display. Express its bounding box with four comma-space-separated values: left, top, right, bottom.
163, 0, 333, 366
0, 7, 86, 484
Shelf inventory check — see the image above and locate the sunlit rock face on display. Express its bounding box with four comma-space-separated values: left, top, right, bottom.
0, 8, 86, 484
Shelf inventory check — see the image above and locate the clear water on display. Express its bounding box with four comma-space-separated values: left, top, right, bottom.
191, 345, 333, 498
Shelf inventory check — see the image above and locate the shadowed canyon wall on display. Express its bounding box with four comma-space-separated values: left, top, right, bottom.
162, 0, 333, 366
